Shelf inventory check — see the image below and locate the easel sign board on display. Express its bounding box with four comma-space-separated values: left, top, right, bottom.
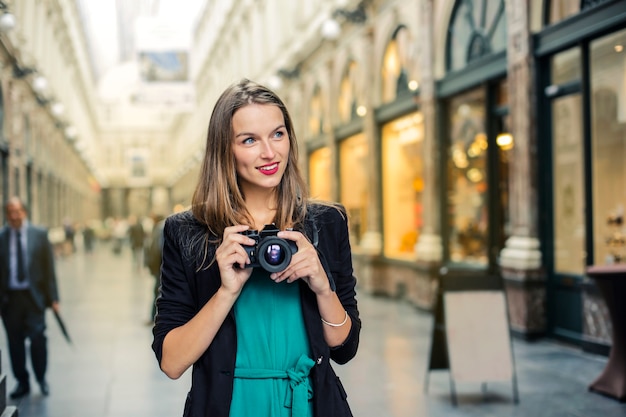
444, 290, 513, 383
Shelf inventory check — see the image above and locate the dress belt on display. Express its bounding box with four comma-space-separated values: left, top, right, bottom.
234, 353, 315, 417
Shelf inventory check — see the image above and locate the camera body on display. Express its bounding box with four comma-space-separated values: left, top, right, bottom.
239, 224, 298, 272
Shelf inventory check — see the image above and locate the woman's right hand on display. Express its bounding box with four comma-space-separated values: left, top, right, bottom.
214, 225, 256, 296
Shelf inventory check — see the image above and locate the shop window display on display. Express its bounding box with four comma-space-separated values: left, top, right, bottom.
590, 29, 626, 264
552, 94, 585, 274
446, 89, 488, 265
340, 134, 368, 247
382, 112, 424, 260
308, 147, 332, 202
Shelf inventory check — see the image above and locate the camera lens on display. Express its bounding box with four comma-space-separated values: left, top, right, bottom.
265, 244, 285, 266
258, 237, 293, 272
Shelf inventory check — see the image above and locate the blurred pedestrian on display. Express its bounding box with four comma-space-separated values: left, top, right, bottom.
111, 217, 127, 255
0, 196, 60, 398
128, 216, 145, 270
82, 222, 96, 253
144, 214, 165, 324
152, 79, 361, 416
62, 218, 76, 255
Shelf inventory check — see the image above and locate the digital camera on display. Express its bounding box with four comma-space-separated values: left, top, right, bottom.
239, 224, 298, 272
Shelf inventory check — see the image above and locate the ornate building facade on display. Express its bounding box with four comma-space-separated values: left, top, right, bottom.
1, 0, 625, 353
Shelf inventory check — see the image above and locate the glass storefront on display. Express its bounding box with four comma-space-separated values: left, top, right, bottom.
308, 147, 332, 202
339, 134, 368, 247
590, 28, 626, 264
551, 93, 585, 274
446, 88, 488, 265
381, 112, 424, 260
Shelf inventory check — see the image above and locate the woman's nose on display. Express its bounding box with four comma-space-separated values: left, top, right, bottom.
260, 140, 276, 158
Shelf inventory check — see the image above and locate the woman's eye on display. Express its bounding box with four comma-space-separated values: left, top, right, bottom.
242, 137, 255, 144
273, 130, 285, 139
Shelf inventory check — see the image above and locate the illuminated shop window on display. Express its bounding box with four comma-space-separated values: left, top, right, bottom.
590, 29, 626, 265
339, 134, 368, 246
308, 147, 332, 202
382, 112, 424, 260
447, 89, 488, 265
448, 0, 506, 72
382, 25, 419, 103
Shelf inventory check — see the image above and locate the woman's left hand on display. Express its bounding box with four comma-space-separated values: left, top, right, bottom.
270, 230, 331, 295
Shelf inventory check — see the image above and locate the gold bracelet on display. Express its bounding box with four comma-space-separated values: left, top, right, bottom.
321, 310, 348, 327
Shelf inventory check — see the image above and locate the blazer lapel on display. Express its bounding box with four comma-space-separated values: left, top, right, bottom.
0, 228, 9, 281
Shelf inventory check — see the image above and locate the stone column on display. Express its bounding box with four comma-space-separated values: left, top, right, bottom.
359, 26, 382, 254
414, 0, 442, 264
499, 0, 545, 337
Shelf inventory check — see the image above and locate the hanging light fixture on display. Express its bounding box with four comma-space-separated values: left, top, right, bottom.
32, 75, 49, 93
0, 1, 15, 33
320, 1, 370, 40
51, 102, 65, 117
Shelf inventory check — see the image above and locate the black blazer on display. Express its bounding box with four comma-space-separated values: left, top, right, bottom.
0, 224, 59, 312
152, 204, 361, 417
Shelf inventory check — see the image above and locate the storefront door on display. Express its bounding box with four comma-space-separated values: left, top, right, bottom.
544, 47, 585, 341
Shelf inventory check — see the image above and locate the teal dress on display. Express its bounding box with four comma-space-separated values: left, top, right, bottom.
230, 269, 315, 417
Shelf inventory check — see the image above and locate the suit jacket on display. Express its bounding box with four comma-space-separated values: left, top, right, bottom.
0, 223, 59, 312
152, 204, 361, 417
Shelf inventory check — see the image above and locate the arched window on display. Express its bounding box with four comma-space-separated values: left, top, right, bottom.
308, 85, 324, 136
338, 60, 358, 123
447, 0, 506, 72
382, 25, 418, 103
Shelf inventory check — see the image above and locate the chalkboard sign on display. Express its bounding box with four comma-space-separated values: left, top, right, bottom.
424, 274, 519, 405
444, 291, 514, 383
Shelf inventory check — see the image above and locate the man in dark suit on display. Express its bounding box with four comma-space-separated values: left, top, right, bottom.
0, 197, 60, 399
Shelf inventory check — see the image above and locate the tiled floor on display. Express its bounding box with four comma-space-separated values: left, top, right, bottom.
2, 241, 625, 417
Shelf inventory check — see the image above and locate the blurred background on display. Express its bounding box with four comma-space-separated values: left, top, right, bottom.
0, 0, 626, 415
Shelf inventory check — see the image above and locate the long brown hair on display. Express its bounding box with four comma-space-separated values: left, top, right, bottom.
191, 79, 309, 240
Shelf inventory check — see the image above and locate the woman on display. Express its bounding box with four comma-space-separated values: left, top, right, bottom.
152, 79, 360, 417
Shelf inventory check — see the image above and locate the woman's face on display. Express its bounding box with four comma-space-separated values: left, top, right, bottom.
232, 103, 290, 195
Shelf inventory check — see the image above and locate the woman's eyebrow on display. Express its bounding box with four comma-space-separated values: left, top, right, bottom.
235, 124, 286, 138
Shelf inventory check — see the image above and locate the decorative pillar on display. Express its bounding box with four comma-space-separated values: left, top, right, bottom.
499, 0, 545, 337
359, 26, 382, 254
414, 0, 442, 264
408, 0, 441, 309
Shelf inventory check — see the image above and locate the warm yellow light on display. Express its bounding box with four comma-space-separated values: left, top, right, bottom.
408, 80, 419, 91
466, 168, 483, 183
356, 105, 367, 117
474, 133, 488, 149
452, 147, 469, 168
496, 133, 514, 150
615, 44, 624, 53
